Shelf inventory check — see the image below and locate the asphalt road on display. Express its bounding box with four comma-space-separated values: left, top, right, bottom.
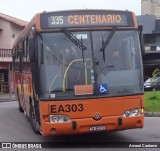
0, 97, 160, 151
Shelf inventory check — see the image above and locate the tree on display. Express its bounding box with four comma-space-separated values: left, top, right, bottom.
151, 68, 160, 98
152, 68, 160, 79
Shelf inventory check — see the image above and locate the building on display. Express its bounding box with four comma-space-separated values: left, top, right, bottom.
0, 13, 27, 92
138, 1, 160, 78
142, 0, 160, 18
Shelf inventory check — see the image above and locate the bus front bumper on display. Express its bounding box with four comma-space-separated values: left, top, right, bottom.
40, 115, 144, 136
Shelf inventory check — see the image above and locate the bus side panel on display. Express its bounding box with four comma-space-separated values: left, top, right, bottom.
22, 73, 33, 116
14, 71, 32, 114
9, 71, 15, 94
15, 72, 21, 95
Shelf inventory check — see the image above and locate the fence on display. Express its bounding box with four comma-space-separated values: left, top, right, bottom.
0, 49, 12, 58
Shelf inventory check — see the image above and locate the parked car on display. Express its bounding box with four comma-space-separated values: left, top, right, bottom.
144, 77, 160, 91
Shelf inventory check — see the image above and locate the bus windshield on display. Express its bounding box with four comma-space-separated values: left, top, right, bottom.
37, 30, 143, 99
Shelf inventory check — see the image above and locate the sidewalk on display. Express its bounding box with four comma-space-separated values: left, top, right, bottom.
0, 93, 16, 102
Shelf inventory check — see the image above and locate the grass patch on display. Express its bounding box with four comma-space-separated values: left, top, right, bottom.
145, 91, 160, 112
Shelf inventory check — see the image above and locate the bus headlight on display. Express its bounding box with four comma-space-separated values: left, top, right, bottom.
123, 109, 142, 117
49, 115, 70, 123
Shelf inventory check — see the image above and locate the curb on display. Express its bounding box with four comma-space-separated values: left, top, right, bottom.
1, 94, 160, 117
0, 100, 17, 103
145, 112, 160, 117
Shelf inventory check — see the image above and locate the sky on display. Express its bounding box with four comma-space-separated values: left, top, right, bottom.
0, 0, 141, 22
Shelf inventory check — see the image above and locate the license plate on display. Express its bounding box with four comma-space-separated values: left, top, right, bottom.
89, 125, 106, 131
145, 86, 150, 88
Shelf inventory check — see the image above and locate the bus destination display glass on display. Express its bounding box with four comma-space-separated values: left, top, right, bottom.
41, 11, 134, 28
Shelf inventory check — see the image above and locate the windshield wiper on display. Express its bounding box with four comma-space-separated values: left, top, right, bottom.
99, 27, 117, 62
62, 28, 87, 63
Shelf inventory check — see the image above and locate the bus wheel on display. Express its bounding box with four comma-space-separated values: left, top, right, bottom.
17, 90, 24, 113
29, 103, 40, 134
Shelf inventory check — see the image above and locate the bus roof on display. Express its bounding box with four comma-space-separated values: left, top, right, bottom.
39, 9, 137, 30
12, 9, 137, 49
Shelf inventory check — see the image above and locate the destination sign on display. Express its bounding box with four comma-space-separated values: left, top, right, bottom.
40, 10, 134, 29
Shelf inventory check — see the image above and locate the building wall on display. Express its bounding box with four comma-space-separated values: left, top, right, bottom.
141, 0, 155, 15
155, 7, 160, 18
0, 18, 11, 49
137, 15, 156, 34
0, 18, 23, 49
10, 23, 24, 48
0, 15, 26, 93
141, 0, 160, 18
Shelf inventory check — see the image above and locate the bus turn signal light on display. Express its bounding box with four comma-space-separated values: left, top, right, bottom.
43, 115, 49, 122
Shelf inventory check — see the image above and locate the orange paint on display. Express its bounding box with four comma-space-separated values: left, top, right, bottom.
74, 84, 93, 95
39, 95, 144, 136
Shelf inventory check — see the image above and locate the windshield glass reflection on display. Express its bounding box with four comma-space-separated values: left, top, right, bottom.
37, 30, 143, 99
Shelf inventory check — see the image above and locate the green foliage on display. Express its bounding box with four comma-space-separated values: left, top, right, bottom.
145, 91, 160, 112
152, 68, 160, 79
150, 68, 160, 97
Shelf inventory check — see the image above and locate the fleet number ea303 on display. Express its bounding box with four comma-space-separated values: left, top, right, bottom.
50, 104, 84, 113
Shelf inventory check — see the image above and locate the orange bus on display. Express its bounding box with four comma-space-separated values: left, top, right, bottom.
12, 9, 144, 136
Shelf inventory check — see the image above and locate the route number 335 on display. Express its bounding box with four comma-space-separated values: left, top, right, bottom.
50, 16, 64, 25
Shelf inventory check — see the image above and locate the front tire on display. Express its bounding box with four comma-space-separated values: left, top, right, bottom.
29, 103, 40, 134
17, 90, 24, 113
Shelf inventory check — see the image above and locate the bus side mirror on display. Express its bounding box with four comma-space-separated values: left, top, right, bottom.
138, 25, 143, 32
138, 25, 145, 57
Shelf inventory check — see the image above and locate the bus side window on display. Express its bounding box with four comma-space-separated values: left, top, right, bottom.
22, 40, 26, 73
22, 37, 29, 73
26, 37, 31, 73
19, 49, 22, 73
13, 54, 15, 72
15, 49, 19, 72
22, 40, 26, 56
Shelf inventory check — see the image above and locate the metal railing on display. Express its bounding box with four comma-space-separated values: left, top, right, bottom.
0, 49, 12, 58
0, 49, 12, 62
